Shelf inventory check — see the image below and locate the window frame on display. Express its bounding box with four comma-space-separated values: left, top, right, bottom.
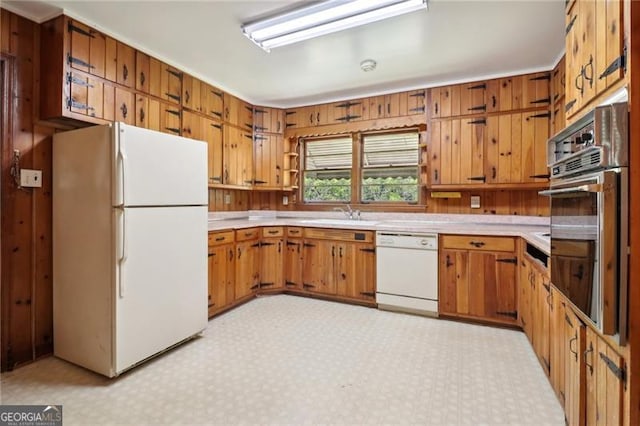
299, 128, 424, 206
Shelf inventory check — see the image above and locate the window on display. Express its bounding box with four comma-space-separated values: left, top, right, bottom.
301, 130, 420, 204
303, 136, 352, 202
360, 132, 419, 202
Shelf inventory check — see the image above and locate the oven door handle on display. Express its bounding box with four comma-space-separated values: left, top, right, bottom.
539, 184, 603, 197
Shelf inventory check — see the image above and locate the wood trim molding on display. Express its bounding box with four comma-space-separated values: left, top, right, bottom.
284, 115, 425, 139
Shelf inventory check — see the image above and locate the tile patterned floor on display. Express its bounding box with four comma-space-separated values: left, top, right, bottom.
0, 295, 564, 425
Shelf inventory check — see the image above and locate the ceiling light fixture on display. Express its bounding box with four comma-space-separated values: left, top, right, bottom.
242, 0, 428, 52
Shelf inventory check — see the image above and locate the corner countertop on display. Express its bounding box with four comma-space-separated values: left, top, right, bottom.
207, 211, 551, 254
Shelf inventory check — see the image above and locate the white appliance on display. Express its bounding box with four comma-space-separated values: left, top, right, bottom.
53, 122, 208, 377
376, 232, 439, 315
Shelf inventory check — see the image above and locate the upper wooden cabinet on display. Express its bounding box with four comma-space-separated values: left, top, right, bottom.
134, 52, 181, 105
182, 73, 203, 113
224, 94, 253, 131
368, 90, 426, 119
431, 74, 550, 119
201, 82, 225, 121
253, 106, 284, 134
564, 0, 625, 117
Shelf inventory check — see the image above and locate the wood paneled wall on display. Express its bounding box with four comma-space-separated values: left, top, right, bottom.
1, 9, 55, 371
426, 190, 549, 216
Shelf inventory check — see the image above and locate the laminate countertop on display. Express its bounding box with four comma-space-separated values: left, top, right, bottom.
207, 212, 551, 254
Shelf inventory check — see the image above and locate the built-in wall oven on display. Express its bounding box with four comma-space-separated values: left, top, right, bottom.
541, 101, 629, 344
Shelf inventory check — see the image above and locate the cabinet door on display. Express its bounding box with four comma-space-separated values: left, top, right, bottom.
597, 0, 624, 90
518, 256, 534, 342
549, 287, 567, 406
224, 94, 239, 125
135, 94, 149, 128
208, 244, 235, 316
235, 241, 259, 299
284, 239, 303, 290
254, 134, 283, 188
523, 72, 552, 109
553, 57, 566, 104
67, 19, 107, 78
135, 51, 150, 93
520, 111, 550, 182
271, 108, 284, 134
353, 244, 376, 301
485, 79, 501, 113
439, 249, 468, 315
237, 130, 254, 186
579, 0, 597, 104
430, 87, 441, 118
161, 65, 182, 104
459, 118, 485, 184
253, 107, 269, 132
534, 273, 551, 375
429, 120, 442, 185
585, 327, 624, 426
283, 109, 299, 129
335, 243, 355, 299
204, 120, 223, 185
67, 71, 106, 119
116, 42, 135, 88
182, 74, 202, 113
238, 101, 254, 131
565, 308, 586, 426
460, 82, 486, 116
161, 104, 181, 136
182, 110, 203, 141
302, 240, 336, 294
467, 251, 517, 323
406, 89, 426, 116
202, 84, 224, 120
223, 126, 239, 185
114, 87, 135, 125
368, 96, 385, 120
259, 239, 284, 290
147, 56, 163, 99
565, 1, 580, 116
145, 98, 161, 133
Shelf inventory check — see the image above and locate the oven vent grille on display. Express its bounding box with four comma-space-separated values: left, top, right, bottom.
557, 150, 602, 176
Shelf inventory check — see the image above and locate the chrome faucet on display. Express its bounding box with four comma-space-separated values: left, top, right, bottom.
333, 204, 360, 220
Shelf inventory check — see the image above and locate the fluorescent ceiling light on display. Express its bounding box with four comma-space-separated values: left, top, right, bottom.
242, 0, 428, 52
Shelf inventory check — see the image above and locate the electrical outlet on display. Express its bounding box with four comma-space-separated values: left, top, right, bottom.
470, 195, 481, 209
282, 195, 289, 206
224, 193, 231, 204
20, 169, 42, 188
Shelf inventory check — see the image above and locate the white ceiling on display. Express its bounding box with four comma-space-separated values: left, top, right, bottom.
5, 0, 565, 108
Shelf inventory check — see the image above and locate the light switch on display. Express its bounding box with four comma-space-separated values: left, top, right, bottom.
224, 193, 231, 204
282, 195, 289, 206
20, 169, 42, 188
470, 195, 481, 209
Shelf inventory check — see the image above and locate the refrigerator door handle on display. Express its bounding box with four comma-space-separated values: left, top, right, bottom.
118, 207, 128, 298
117, 145, 127, 207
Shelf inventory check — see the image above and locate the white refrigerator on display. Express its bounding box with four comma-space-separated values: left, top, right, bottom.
53, 122, 208, 377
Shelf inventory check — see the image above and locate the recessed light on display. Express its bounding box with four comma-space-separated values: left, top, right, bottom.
360, 59, 377, 72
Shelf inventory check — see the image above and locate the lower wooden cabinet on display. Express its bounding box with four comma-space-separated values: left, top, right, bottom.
299, 228, 376, 303
549, 286, 567, 406
439, 235, 518, 325
284, 228, 303, 290
207, 230, 235, 317
257, 227, 284, 291
564, 306, 586, 426
235, 230, 260, 300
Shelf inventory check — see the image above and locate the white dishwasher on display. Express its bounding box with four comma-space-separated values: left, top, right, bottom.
376, 231, 439, 316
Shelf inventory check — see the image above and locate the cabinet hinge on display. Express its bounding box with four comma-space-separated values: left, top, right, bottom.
599, 47, 626, 80
467, 176, 486, 182
564, 313, 573, 327
467, 118, 486, 125
286, 241, 300, 247
250, 283, 260, 290
335, 101, 361, 108
600, 352, 626, 385
260, 242, 275, 247
259, 282, 274, 288
67, 98, 95, 113
409, 106, 426, 113
467, 105, 487, 112
285, 111, 297, 116
529, 97, 551, 105
254, 134, 268, 141
496, 311, 518, 319
285, 281, 297, 287
530, 73, 551, 81
211, 111, 223, 118
254, 126, 268, 133
253, 108, 266, 114
565, 15, 577, 35
335, 115, 361, 122
67, 22, 95, 38
251, 242, 262, 248
303, 243, 315, 248
211, 123, 222, 130
359, 248, 376, 253
409, 90, 426, 97
302, 283, 315, 289
165, 109, 180, 117
164, 127, 181, 134
67, 54, 94, 69
529, 174, 551, 179
496, 257, 517, 264
564, 99, 577, 112
527, 111, 552, 119
165, 93, 181, 102
66, 73, 94, 88
166, 68, 183, 79
360, 292, 376, 297
285, 122, 296, 128
467, 83, 487, 90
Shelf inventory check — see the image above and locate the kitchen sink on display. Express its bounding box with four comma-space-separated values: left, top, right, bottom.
300, 219, 379, 226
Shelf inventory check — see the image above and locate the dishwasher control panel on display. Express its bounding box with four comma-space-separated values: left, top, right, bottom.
376, 232, 438, 250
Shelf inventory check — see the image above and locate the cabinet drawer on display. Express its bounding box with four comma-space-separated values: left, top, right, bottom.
236, 227, 260, 242
208, 230, 234, 246
303, 228, 374, 243
262, 226, 284, 237
441, 235, 515, 252
286, 227, 303, 238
